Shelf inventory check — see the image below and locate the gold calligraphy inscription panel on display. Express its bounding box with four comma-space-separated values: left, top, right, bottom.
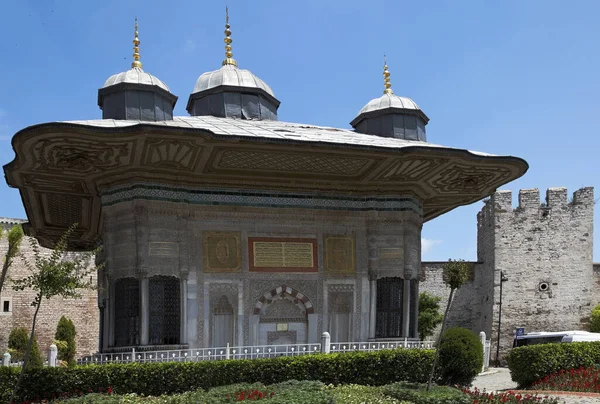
203, 231, 241, 273
249, 237, 317, 272
325, 236, 355, 273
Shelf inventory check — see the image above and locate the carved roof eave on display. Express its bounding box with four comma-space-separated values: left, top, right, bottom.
3, 122, 528, 250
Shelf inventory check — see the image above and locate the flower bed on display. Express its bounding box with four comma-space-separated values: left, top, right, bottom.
462, 388, 559, 403
531, 366, 600, 393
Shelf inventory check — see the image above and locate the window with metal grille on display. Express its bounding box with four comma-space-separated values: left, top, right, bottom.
149, 276, 180, 345
375, 277, 404, 338
114, 278, 140, 347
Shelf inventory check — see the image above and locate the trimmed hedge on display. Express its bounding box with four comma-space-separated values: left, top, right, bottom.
0, 348, 435, 402
507, 341, 600, 387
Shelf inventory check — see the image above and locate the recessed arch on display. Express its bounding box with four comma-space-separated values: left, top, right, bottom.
253, 284, 314, 315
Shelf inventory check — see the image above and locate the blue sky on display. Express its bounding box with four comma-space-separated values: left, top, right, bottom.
0, 0, 598, 261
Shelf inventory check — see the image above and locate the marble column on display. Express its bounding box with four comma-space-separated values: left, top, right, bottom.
369, 279, 377, 339
140, 277, 149, 345
237, 283, 244, 346
108, 279, 115, 348
402, 279, 411, 338
180, 275, 188, 344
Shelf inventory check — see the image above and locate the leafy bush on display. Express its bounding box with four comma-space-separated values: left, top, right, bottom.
381, 381, 470, 404
8, 327, 43, 368
507, 341, 600, 387
437, 327, 483, 386
418, 292, 443, 341
591, 305, 600, 332
55, 315, 77, 366
0, 348, 435, 402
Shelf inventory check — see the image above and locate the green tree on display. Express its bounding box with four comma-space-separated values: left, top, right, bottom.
0, 225, 24, 295
591, 304, 600, 332
426, 259, 471, 391
9, 224, 101, 403
418, 292, 444, 341
54, 315, 77, 366
8, 327, 42, 368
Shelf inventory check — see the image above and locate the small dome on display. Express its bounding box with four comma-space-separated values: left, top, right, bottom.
192, 65, 274, 97
357, 93, 421, 115
103, 67, 170, 92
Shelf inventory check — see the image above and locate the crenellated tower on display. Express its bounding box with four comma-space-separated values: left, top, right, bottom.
477, 186, 595, 362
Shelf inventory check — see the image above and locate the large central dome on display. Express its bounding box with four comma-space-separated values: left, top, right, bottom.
186, 8, 280, 120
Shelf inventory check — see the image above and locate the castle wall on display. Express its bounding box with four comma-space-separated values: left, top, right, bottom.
485, 187, 596, 362
0, 221, 99, 358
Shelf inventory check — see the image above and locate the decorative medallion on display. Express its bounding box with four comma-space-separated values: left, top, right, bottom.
248, 238, 317, 272
324, 235, 355, 273
203, 232, 241, 273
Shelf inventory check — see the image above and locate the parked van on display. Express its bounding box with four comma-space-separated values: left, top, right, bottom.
513, 331, 600, 347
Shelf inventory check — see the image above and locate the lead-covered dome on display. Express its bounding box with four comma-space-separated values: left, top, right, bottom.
192, 65, 275, 97
186, 8, 280, 120
103, 68, 171, 92
98, 20, 177, 121
351, 60, 428, 141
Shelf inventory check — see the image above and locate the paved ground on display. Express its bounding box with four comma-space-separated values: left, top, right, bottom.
473, 367, 600, 403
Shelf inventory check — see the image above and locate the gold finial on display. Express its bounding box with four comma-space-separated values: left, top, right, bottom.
131, 18, 143, 69
222, 6, 238, 66
383, 54, 393, 95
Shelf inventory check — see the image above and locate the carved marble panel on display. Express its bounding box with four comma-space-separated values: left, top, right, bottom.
141, 138, 202, 172
149, 242, 179, 256
33, 138, 133, 174
215, 149, 371, 176
203, 232, 241, 273
374, 158, 448, 181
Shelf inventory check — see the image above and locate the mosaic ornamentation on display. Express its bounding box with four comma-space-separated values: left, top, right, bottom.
101, 184, 423, 215
203, 232, 241, 273
324, 236, 355, 273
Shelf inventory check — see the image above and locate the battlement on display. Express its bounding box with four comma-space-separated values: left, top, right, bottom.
487, 187, 594, 212
0, 217, 26, 231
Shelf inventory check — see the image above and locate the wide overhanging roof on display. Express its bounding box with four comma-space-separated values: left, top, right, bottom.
3, 115, 528, 250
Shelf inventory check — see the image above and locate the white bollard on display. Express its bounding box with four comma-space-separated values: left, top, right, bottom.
321, 332, 331, 354
479, 331, 486, 372
226, 343, 230, 360
2, 352, 10, 367
48, 344, 58, 367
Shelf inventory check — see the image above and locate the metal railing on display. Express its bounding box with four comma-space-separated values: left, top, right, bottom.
77, 339, 435, 365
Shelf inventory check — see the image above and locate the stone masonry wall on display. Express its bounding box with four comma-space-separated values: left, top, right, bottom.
0, 220, 99, 359
420, 261, 488, 341
486, 187, 597, 363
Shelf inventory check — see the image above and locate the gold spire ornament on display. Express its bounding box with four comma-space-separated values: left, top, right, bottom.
383, 54, 393, 95
222, 6, 238, 66
131, 18, 143, 69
